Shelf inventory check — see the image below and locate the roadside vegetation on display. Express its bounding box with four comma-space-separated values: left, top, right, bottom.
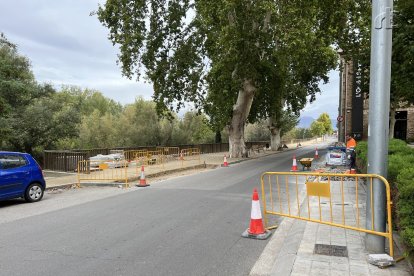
356, 139, 414, 256
1, 34, 334, 162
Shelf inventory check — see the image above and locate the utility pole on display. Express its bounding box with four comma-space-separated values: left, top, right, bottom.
338, 49, 344, 143
366, 0, 393, 253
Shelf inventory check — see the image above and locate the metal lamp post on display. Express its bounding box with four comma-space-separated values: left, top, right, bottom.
366, 0, 394, 253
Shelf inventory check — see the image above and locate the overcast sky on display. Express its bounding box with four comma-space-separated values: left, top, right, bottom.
0, 0, 339, 121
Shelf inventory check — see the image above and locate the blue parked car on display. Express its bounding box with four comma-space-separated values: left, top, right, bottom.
0, 152, 46, 202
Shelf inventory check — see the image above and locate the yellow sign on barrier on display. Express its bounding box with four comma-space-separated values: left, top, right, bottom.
260, 172, 394, 257
306, 181, 330, 198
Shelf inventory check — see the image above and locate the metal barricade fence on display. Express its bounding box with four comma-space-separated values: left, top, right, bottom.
143, 150, 164, 166
260, 172, 394, 257
124, 150, 148, 162
156, 147, 180, 161
77, 160, 129, 188
180, 148, 201, 167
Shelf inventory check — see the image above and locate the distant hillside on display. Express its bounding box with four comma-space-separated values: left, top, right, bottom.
298, 116, 314, 128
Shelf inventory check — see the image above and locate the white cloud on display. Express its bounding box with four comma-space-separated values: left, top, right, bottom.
0, 0, 340, 114
0, 0, 153, 104
301, 70, 340, 121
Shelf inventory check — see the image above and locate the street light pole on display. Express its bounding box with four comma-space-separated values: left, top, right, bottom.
338, 49, 344, 143
366, 0, 394, 253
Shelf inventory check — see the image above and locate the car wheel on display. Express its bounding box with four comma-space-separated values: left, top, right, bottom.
25, 183, 44, 202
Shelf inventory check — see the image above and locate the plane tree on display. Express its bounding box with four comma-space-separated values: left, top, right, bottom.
96, 0, 344, 157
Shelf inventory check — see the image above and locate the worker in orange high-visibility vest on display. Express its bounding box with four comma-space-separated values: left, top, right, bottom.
346, 134, 357, 149
346, 134, 357, 169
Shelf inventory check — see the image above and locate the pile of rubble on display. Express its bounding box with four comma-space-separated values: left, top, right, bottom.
311, 163, 357, 181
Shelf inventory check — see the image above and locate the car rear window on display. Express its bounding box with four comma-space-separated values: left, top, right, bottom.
0, 154, 28, 169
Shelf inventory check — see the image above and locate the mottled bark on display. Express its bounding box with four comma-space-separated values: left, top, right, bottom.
269, 126, 281, 150
228, 79, 255, 158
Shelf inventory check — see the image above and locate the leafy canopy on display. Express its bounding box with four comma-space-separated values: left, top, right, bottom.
96, 1, 340, 129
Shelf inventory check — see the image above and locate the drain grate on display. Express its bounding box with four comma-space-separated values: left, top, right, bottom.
314, 244, 348, 257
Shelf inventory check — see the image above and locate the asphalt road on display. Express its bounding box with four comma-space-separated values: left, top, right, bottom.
0, 143, 328, 276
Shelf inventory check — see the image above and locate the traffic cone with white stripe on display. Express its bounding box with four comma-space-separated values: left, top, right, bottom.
136, 165, 149, 187
242, 188, 271, 240
222, 155, 229, 167
315, 147, 319, 159
291, 155, 298, 172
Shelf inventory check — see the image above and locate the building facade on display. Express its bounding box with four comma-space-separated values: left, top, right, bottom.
338, 57, 414, 142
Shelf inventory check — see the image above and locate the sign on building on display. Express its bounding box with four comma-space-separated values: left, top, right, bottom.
352, 61, 364, 140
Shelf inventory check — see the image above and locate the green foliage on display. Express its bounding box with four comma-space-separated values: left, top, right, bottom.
388, 154, 414, 182
0, 33, 34, 86
245, 121, 270, 142
355, 138, 414, 254
96, 0, 338, 153
74, 97, 216, 149
279, 111, 300, 137
388, 139, 413, 155
355, 140, 368, 169
310, 121, 325, 137
178, 112, 215, 144
1, 33, 36, 146
387, 139, 414, 182
391, 0, 414, 107
355, 138, 414, 253
396, 167, 414, 250
0, 36, 83, 156
316, 113, 333, 134
293, 128, 313, 139
355, 139, 414, 175
78, 110, 118, 148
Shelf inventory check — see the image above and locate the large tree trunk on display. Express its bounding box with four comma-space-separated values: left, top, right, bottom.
228, 79, 255, 158
269, 126, 281, 150
268, 99, 284, 150
389, 107, 396, 139
268, 115, 281, 150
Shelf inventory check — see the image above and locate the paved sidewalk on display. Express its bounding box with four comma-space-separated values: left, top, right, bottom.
251, 162, 413, 275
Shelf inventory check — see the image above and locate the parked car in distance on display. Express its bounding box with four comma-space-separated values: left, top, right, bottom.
0, 151, 46, 202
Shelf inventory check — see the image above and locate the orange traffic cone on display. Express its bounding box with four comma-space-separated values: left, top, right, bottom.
222, 155, 229, 167
350, 168, 356, 174
315, 147, 319, 159
242, 188, 271, 240
136, 165, 149, 187
291, 155, 298, 171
